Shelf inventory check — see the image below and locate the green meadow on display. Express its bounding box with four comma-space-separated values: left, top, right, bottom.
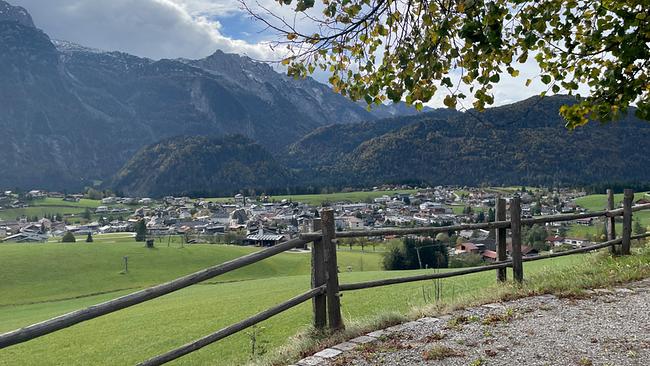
568, 191, 650, 238
0, 206, 86, 221
0, 198, 130, 222
34, 198, 102, 208
574, 191, 649, 211
0, 236, 610, 366
0, 198, 101, 221
208, 189, 418, 206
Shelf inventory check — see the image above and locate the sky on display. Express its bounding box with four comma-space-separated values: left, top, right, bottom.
11, 0, 551, 108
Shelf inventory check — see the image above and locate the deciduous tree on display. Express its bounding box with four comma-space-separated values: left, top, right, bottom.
250, 0, 650, 127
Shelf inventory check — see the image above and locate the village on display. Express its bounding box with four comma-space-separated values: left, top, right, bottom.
2, 186, 639, 266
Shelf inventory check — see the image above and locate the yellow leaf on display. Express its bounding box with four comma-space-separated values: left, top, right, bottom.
443, 95, 457, 109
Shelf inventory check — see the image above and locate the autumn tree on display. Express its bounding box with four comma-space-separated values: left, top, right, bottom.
249, 0, 650, 127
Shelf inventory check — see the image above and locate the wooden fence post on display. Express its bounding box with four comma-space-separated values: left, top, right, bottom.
311, 218, 327, 330
622, 189, 634, 255
321, 209, 344, 331
496, 197, 507, 282
510, 197, 524, 283
606, 189, 617, 255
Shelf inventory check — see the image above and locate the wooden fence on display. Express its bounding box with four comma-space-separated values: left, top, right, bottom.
1, 189, 649, 365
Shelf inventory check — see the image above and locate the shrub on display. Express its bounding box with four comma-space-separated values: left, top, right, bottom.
448, 253, 483, 268
61, 231, 76, 243
382, 237, 448, 270
135, 220, 147, 242
86, 233, 93, 243
383, 244, 407, 270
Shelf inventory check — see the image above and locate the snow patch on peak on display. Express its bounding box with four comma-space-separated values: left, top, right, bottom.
52, 39, 106, 54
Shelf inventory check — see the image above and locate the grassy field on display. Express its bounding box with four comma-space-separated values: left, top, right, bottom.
0, 198, 104, 221
486, 186, 541, 194
567, 191, 650, 238
0, 198, 131, 222
208, 190, 418, 206
0, 241, 383, 306
2, 235, 641, 366
0, 206, 85, 221
574, 191, 650, 211
34, 198, 102, 208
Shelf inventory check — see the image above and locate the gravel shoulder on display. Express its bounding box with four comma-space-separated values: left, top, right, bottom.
295, 278, 650, 366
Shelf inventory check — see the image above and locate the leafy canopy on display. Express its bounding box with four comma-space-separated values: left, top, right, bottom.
255, 0, 650, 127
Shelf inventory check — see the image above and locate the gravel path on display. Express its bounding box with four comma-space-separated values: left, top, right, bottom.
295, 278, 650, 366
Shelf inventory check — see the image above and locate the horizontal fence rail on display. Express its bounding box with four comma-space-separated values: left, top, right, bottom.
338, 234, 649, 292
1, 189, 649, 366
632, 233, 650, 241
0, 237, 308, 348
522, 238, 622, 263
340, 262, 511, 291
336, 221, 511, 238
632, 203, 650, 212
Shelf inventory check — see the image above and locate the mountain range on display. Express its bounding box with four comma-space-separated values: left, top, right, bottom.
0, 0, 408, 191
1, 0, 649, 197
114, 96, 650, 197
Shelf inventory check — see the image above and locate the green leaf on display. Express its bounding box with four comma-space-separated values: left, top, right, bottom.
443, 95, 457, 109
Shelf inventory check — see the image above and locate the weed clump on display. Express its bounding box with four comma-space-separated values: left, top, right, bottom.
423, 344, 464, 360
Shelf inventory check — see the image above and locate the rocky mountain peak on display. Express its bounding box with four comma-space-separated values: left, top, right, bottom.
0, 1, 35, 28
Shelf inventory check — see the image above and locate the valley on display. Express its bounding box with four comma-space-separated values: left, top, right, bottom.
1, 1, 649, 365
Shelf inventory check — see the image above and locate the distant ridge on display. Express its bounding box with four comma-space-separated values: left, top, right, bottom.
114, 95, 650, 197
112, 135, 292, 197
320, 95, 650, 188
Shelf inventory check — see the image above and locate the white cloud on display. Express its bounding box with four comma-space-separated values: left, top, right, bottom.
9, 0, 582, 106
167, 0, 242, 17
11, 0, 277, 60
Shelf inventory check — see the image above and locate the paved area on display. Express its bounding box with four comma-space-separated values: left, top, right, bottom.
293, 278, 650, 366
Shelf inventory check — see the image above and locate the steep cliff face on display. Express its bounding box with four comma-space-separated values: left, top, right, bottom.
188, 50, 374, 128
0, 20, 112, 189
